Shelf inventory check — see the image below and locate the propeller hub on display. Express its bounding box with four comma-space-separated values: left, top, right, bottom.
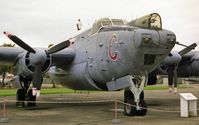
29, 48, 47, 66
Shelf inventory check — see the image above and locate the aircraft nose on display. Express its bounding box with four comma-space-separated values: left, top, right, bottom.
159, 31, 176, 49
132, 29, 176, 74
134, 29, 176, 50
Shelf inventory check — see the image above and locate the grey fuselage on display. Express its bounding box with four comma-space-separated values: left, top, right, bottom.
48, 25, 175, 90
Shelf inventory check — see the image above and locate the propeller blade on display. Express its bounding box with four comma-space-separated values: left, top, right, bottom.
3, 31, 36, 53
178, 43, 197, 56
47, 40, 70, 54
32, 65, 43, 90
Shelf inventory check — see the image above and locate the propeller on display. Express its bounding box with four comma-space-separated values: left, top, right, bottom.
166, 43, 197, 93
47, 40, 70, 54
3, 31, 36, 53
3, 31, 70, 95
3, 31, 70, 55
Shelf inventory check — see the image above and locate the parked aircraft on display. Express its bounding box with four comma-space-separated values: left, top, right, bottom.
148, 43, 198, 92
1, 13, 179, 116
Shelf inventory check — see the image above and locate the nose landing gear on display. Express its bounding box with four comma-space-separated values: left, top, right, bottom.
123, 75, 148, 116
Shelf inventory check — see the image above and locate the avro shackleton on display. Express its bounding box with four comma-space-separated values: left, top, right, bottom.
1, 13, 176, 116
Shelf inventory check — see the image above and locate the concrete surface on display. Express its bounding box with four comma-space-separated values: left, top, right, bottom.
0, 84, 199, 125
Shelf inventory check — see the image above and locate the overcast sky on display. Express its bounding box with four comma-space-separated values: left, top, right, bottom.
0, 0, 199, 50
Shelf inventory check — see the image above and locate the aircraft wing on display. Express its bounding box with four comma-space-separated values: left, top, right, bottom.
0, 47, 75, 67
0, 47, 24, 66
179, 52, 195, 62
51, 48, 75, 68
148, 43, 197, 85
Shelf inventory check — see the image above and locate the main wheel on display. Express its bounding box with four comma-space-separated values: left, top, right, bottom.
136, 100, 147, 116
123, 99, 137, 116
16, 89, 25, 107
27, 89, 36, 107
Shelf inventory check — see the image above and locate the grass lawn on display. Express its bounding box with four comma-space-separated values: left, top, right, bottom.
0, 84, 187, 96
0, 88, 77, 96
144, 85, 168, 90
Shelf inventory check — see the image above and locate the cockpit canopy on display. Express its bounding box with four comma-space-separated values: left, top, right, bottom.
91, 18, 127, 34
90, 13, 162, 35
131, 13, 162, 30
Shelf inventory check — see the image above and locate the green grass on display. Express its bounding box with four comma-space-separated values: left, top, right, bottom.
0, 88, 77, 96
0, 88, 17, 96
0, 84, 189, 96
144, 85, 168, 90
144, 84, 189, 90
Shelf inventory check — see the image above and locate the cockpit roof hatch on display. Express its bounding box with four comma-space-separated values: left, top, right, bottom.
132, 13, 162, 30
91, 18, 127, 34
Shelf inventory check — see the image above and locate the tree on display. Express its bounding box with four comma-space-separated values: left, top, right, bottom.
0, 43, 15, 87
0, 43, 15, 47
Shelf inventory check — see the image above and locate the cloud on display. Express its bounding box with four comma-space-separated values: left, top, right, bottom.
0, 0, 198, 50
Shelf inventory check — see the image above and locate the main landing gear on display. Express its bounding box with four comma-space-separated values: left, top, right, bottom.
123, 75, 147, 116
16, 76, 36, 107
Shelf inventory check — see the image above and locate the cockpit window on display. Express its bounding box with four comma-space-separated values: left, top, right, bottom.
101, 19, 112, 26
132, 13, 162, 30
91, 18, 126, 35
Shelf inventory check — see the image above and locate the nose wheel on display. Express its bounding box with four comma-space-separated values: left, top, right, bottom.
124, 89, 147, 116
123, 75, 148, 116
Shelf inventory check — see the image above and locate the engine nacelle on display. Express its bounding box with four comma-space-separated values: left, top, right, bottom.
156, 51, 182, 74
164, 51, 181, 65
15, 51, 51, 79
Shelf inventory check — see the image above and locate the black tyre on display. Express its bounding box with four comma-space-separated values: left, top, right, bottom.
136, 100, 147, 116
124, 89, 144, 101
27, 89, 36, 107
16, 89, 25, 107
140, 91, 144, 101
124, 89, 134, 102
123, 99, 137, 116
